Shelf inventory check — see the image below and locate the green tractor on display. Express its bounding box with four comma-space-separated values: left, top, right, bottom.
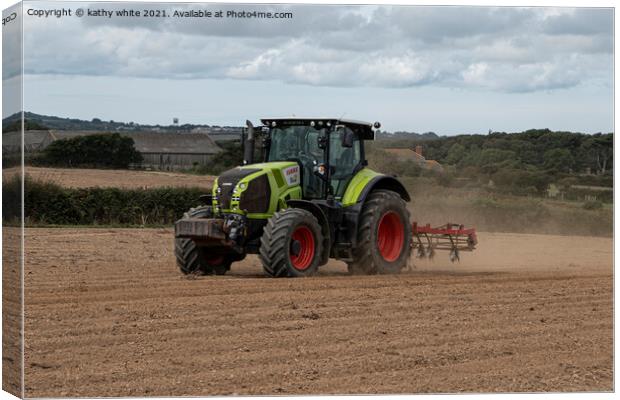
174, 117, 412, 277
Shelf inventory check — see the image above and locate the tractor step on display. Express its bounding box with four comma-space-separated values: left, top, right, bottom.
411, 222, 477, 263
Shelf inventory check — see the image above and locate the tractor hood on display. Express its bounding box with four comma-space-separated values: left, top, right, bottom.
236, 161, 302, 187
238, 161, 298, 171
213, 161, 301, 216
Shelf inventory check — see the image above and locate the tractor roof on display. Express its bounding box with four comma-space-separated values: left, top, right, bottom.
260, 117, 377, 140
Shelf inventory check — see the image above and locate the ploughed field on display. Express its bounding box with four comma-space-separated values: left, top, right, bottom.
4, 166, 214, 189
22, 228, 612, 396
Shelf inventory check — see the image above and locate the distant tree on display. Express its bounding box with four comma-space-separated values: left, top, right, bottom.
543, 148, 575, 173
581, 134, 613, 175
445, 143, 466, 165
195, 140, 244, 175
3, 119, 48, 132
459, 145, 483, 167
39, 133, 142, 168
477, 148, 518, 167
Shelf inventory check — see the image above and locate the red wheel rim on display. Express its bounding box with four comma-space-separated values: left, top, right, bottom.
377, 211, 405, 262
205, 254, 225, 266
290, 226, 315, 270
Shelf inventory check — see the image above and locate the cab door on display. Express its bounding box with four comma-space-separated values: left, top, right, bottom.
329, 128, 362, 199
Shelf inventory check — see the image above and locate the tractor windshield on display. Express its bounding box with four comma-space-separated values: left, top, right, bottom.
268, 125, 325, 163
268, 125, 326, 198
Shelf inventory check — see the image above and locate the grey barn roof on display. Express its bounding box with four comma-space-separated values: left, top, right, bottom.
50, 130, 222, 154
3, 130, 52, 153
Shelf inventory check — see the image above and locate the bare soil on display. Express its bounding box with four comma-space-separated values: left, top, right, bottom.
20, 228, 612, 396
4, 167, 214, 189
2, 228, 23, 397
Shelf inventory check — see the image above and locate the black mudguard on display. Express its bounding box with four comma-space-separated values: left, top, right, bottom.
357, 175, 411, 203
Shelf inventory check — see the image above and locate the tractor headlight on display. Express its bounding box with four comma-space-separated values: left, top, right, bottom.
238, 182, 246, 190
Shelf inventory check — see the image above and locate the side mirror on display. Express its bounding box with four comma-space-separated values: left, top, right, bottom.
341, 129, 354, 148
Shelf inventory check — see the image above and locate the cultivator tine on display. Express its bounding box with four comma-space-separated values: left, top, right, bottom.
427, 244, 435, 260
416, 245, 426, 258
425, 234, 435, 260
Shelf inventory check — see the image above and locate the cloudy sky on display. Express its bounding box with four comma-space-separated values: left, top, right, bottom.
4, 2, 614, 134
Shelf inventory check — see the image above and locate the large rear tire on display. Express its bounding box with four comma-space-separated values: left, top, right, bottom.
347, 190, 411, 275
259, 208, 324, 277
175, 206, 232, 275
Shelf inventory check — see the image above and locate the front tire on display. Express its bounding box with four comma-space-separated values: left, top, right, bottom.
347, 190, 412, 275
175, 206, 232, 275
259, 208, 324, 277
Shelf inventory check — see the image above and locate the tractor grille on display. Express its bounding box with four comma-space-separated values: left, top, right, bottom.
216, 168, 260, 210
239, 174, 271, 213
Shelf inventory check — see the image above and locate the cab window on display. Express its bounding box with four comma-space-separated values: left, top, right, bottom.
330, 128, 361, 198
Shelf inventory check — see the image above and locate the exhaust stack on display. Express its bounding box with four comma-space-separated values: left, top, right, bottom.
243, 120, 255, 165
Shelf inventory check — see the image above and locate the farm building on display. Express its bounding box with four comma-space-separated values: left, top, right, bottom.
191, 126, 242, 142
383, 145, 444, 172
4, 130, 223, 170
2, 130, 54, 154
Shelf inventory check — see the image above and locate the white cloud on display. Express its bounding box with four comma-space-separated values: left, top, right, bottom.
21, 4, 613, 93
357, 55, 434, 87
462, 63, 488, 86
227, 49, 281, 79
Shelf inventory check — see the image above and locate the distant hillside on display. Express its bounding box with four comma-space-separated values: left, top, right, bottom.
2, 112, 242, 133
376, 130, 440, 141
3, 113, 446, 142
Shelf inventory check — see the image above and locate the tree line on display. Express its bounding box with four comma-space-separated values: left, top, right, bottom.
418, 129, 612, 176
369, 129, 613, 201
33, 133, 143, 168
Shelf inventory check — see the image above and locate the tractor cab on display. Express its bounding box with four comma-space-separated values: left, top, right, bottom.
246, 118, 379, 202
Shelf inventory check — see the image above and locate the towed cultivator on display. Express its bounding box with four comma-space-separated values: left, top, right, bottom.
411, 222, 477, 263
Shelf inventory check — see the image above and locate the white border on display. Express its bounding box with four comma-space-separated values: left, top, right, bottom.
0, 1, 616, 400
